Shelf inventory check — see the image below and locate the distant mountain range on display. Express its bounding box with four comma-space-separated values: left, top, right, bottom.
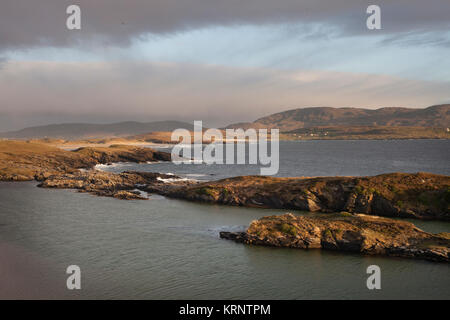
226, 104, 450, 132
0, 121, 194, 139
1, 105, 449, 139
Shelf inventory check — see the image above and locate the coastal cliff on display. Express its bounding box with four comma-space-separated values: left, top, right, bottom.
220, 213, 450, 262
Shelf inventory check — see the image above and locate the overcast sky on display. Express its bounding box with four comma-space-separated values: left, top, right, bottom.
1, 0, 449, 130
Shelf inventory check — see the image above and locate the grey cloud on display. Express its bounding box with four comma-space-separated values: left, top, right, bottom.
1, 0, 450, 50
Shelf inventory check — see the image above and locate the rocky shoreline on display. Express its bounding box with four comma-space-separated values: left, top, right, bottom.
163, 173, 450, 221
2, 141, 448, 221
38, 170, 450, 221
2, 139, 449, 262
38, 170, 196, 199
220, 213, 450, 262
0, 140, 171, 181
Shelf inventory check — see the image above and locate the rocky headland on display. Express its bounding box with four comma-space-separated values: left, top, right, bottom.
0, 140, 171, 181
163, 173, 450, 221
37, 168, 449, 220
220, 213, 450, 262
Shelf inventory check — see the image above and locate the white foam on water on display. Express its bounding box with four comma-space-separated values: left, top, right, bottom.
184, 173, 208, 177
172, 159, 203, 164
132, 188, 149, 199
156, 177, 196, 183
94, 162, 134, 170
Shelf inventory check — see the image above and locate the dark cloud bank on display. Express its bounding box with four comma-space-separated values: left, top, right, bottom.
1, 0, 449, 50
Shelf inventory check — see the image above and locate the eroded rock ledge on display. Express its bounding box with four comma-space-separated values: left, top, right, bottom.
38, 170, 195, 199
38, 171, 449, 220
164, 173, 450, 220
220, 213, 450, 262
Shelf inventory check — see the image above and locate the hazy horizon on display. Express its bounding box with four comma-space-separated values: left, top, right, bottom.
2, 104, 449, 133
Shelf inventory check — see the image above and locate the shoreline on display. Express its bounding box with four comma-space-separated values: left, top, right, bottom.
38, 169, 450, 221
1, 139, 449, 263
0, 140, 172, 181
2, 136, 448, 151
1, 140, 448, 221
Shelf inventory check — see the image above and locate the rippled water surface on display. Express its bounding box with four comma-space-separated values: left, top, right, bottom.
0, 140, 449, 299
103, 139, 450, 179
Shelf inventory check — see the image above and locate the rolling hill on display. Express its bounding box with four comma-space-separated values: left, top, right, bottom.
1, 105, 449, 140
226, 104, 450, 132
0, 121, 194, 139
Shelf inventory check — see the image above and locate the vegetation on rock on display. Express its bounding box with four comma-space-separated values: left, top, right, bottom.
220, 213, 450, 262
165, 173, 450, 220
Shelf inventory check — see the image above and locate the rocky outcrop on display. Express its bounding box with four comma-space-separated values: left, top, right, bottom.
112, 190, 148, 200
38, 170, 195, 199
164, 173, 450, 220
38, 171, 450, 219
220, 213, 450, 262
0, 141, 171, 181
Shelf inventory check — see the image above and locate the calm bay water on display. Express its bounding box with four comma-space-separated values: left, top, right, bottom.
0, 140, 449, 299
103, 139, 450, 179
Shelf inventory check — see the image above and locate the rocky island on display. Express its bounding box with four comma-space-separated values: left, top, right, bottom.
220, 213, 450, 262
